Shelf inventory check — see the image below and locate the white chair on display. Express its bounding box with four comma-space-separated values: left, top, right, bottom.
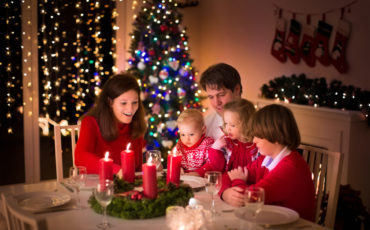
38, 117, 80, 182
1, 193, 48, 230
299, 144, 343, 229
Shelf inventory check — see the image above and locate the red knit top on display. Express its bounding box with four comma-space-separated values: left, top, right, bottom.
74, 116, 145, 174
175, 135, 215, 177
220, 151, 316, 221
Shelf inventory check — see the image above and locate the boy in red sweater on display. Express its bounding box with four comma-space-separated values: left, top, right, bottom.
173, 109, 215, 177
221, 104, 316, 221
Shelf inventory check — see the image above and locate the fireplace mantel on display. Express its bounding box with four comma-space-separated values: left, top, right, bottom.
255, 99, 370, 209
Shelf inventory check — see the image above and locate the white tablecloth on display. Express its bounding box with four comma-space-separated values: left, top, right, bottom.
0, 180, 330, 230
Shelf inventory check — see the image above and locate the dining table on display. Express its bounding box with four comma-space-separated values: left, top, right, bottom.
0, 175, 331, 230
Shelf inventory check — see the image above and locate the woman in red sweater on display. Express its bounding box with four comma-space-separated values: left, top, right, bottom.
221, 104, 316, 221
74, 73, 147, 174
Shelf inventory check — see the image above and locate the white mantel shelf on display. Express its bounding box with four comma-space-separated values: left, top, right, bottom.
255, 98, 370, 210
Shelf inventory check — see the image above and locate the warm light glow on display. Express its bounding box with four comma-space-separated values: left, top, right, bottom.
126, 143, 131, 151
104, 151, 110, 160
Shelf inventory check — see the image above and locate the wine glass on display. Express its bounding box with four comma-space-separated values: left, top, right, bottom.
146, 150, 162, 170
204, 171, 222, 216
244, 186, 265, 222
69, 166, 87, 209
94, 180, 114, 229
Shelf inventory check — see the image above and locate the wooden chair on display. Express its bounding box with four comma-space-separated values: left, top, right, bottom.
38, 117, 80, 182
299, 144, 343, 229
1, 193, 48, 230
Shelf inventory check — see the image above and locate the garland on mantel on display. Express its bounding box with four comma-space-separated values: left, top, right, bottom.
260, 73, 370, 125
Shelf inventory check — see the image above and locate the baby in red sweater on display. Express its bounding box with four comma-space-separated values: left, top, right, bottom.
172, 109, 214, 177
222, 104, 316, 221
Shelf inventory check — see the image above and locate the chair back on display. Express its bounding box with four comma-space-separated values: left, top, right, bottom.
1, 193, 48, 230
299, 144, 343, 229
38, 117, 80, 182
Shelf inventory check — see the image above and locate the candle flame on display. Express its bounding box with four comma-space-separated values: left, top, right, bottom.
126, 142, 131, 151
173, 147, 177, 156
105, 151, 109, 159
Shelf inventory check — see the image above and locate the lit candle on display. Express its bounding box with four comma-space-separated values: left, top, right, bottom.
121, 143, 135, 183
142, 157, 157, 199
99, 151, 113, 183
166, 147, 182, 185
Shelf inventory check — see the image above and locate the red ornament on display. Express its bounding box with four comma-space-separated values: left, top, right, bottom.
149, 49, 155, 56
160, 24, 168, 32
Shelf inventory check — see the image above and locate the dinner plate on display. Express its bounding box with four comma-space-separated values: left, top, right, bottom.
180, 175, 205, 191
16, 191, 71, 212
234, 205, 299, 225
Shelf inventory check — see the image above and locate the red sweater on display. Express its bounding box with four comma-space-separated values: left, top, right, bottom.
175, 135, 215, 177
208, 140, 258, 173
74, 116, 145, 174
221, 151, 316, 221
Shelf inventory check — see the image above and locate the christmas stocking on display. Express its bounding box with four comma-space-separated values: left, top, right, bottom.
284, 19, 301, 64
313, 20, 333, 66
300, 23, 316, 67
331, 20, 351, 73
271, 18, 287, 63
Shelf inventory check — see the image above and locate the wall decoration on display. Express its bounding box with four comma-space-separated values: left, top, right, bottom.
272, 0, 357, 73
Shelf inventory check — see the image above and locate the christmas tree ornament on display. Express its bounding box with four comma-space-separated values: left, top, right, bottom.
149, 75, 159, 84
159, 69, 169, 80
313, 18, 333, 66
169, 60, 179, 70
161, 140, 174, 149
160, 24, 168, 32
331, 19, 351, 73
177, 87, 186, 98
271, 11, 287, 63
166, 120, 177, 131
152, 103, 161, 114
300, 15, 316, 67
284, 17, 301, 64
179, 67, 188, 76
138, 61, 146, 70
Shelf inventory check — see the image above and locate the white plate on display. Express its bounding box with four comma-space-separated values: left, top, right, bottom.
234, 205, 299, 225
16, 191, 71, 212
180, 175, 205, 191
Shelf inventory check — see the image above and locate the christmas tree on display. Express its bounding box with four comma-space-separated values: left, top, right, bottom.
127, 0, 202, 159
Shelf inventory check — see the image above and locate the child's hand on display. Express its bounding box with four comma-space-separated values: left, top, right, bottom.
222, 187, 245, 207
212, 136, 227, 150
228, 166, 248, 181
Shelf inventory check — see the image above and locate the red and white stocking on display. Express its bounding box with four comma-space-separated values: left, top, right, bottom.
313, 20, 333, 66
271, 18, 287, 63
284, 19, 301, 64
300, 16, 316, 67
331, 19, 351, 73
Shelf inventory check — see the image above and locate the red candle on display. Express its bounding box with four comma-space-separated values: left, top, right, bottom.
99, 152, 113, 182
166, 147, 182, 185
121, 143, 135, 183
142, 161, 157, 199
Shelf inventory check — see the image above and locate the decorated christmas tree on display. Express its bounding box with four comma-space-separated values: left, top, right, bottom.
127, 0, 202, 158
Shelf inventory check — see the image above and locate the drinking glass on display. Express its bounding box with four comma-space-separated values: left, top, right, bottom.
69, 166, 87, 209
146, 150, 162, 170
94, 180, 114, 229
244, 186, 265, 221
204, 171, 222, 216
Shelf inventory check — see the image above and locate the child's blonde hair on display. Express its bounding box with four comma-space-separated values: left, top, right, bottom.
223, 99, 256, 141
177, 109, 204, 127
249, 104, 300, 150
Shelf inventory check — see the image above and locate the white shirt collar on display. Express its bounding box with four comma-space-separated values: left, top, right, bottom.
261, 146, 291, 171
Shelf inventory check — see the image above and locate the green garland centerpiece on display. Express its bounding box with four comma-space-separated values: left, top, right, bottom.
88, 174, 194, 219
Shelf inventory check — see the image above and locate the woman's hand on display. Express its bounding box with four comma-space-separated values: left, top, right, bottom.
222, 187, 245, 207
228, 166, 248, 181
